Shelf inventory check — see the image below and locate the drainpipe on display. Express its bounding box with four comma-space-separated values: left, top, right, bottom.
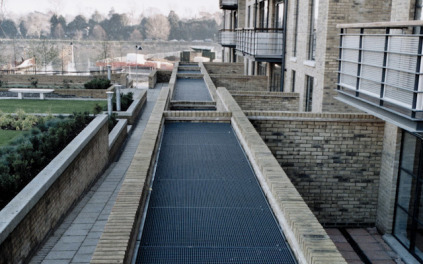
280, 0, 288, 92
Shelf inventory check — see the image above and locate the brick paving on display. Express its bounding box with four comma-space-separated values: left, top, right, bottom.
327, 228, 405, 264
29, 84, 164, 264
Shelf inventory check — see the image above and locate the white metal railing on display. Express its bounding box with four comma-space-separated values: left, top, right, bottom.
337, 22, 423, 120
236, 28, 284, 59
218, 30, 236, 47
220, 0, 238, 9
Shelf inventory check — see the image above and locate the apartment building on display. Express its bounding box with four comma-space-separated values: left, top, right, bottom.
337, 0, 423, 262
219, 0, 423, 262
219, 0, 390, 111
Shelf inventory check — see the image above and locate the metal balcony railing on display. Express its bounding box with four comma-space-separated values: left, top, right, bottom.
337, 21, 423, 131
218, 29, 236, 47
236, 28, 284, 62
220, 0, 238, 10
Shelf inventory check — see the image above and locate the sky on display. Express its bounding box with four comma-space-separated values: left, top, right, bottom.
1, 0, 220, 18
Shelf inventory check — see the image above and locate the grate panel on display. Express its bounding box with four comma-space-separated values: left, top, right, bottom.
141, 208, 287, 248
135, 123, 297, 264
172, 78, 212, 101
136, 247, 296, 264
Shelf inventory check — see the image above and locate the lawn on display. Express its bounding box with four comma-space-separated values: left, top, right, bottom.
0, 130, 23, 147
0, 99, 107, 114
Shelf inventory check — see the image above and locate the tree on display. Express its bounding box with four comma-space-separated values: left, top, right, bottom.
0, 20, 18, 38
129, 29, 142, 41
100, 13, 130, 40
50, 14, 66, 38
145, 14, 170, 40
19, 21, 28, 38
168, 11, 180, 40
67, 15, 88, 38
91, 24, 107, 40
52, 24, 65, 39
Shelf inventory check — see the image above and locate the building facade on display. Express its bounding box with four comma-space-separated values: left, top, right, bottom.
219, 0, 423, 262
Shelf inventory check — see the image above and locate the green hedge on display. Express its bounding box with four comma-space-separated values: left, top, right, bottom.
0, 112, 93, 209
84, 78, 111, 90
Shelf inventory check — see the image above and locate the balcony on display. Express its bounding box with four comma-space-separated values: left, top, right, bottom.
236, 28, 284, 62
218, 29, 236, 47
220, 0, 238, 10
337, 21, 423, 132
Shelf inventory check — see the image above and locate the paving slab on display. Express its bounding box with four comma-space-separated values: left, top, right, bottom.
30, 84, 164, 264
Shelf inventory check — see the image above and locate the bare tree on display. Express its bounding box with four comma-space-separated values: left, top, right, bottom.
91, 24, 106, 40
130, 29, 142, 41
145, 14, 170, 40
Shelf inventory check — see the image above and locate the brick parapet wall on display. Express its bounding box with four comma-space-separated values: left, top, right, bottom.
203, 62, 244, 75
91, 87, 170, 264
210, 74, 268, 92
246, 111, 385, 226
0, 115, 109, 264
231, 91, 299, 111
217, 88, 346, 263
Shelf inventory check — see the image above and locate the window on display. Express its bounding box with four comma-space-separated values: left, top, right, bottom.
308, 0, 318, 60
275, 1, 284, 29
258, 62, 267, 76
271, 64, 282, 91
394, 132, 423, 262
305, 75, 313, 111
416, 0, 423, 20
293, 0, 299, 57
259, 0, 268, 28
248, 6, 251, 27
291, 70, 296, 92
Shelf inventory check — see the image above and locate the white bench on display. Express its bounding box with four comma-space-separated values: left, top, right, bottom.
8, 88, 55, 100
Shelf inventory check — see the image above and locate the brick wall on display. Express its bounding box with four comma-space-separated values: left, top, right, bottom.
247, 112, 385, 226
284, 0, 391, 112
231, 91, 299, 111
0, 116, 109, 263
203, 63, 244, 75
210, 74, 268, 92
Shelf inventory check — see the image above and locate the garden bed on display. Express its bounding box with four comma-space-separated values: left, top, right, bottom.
113, 90, 147, 125
0, 99, 107, 114
0, 130, 22, 147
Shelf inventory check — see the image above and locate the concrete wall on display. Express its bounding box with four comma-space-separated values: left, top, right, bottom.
247, 112, 385, 226
0, 115, 109, 264
108, 119, 128, 163
231, 91, 299, 111
203, 63, 244, 75
210, 74, 268, 92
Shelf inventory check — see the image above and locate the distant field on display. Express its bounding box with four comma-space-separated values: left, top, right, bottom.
0, 99, 107, 114
0, 130, 23, 147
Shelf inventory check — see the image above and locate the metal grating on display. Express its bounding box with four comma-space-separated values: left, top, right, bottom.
135, 123, 297, 264
172, 78, 212, 102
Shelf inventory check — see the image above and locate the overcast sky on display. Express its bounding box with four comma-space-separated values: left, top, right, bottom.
1, 0, 220, 18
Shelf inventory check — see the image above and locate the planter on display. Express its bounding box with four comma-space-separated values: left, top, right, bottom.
0, 115, 109, 264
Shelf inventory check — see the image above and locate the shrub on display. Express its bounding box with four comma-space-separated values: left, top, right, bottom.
103, 92, 134, 112
84, 78, 111, 90
0, 110, 51, 131
108, 113, 118, 132
0, 112, 93, 209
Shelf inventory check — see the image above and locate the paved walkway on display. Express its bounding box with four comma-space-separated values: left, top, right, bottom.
327, 228, 405, 264
29, 83, 165, 264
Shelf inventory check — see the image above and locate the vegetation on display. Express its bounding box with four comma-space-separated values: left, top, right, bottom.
0, 112, 93, 209
0, 10, 220, 41
106, 92, 134, 111
0, 100, 107, 114
0, 130, 22, 147
84, 78, 112, 90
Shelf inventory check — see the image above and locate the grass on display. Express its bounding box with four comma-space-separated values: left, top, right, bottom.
0, 130, 23, 147
0, 99, 107, 114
